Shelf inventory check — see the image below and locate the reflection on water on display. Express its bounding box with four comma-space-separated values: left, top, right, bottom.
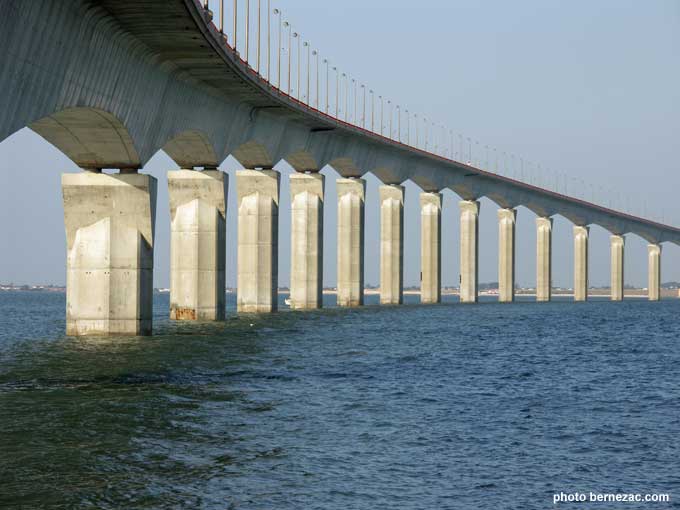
0, 291, 678, 509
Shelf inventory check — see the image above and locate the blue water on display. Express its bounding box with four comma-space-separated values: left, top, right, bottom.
0, 291, 678, 509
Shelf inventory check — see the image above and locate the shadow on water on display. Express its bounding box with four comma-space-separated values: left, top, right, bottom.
0, 291, 679, 509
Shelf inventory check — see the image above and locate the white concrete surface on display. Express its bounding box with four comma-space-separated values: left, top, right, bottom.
459, 200, 480, 303
236, 169, 280, 313
168, 169, 227, 320
574, 226, 589, 302
62, 171, 156, 335
379, 185, 404, 305
536, 217, 553, 302
648, 244, 662, 301
610, 235, 625, 301
420, 192, 442, 304
498, 208, 516, 303
289, 173, 324, 309
337, 178, 365, 307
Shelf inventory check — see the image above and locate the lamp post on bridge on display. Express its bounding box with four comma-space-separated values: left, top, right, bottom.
343, 73, 348, 121
361, 84, 366, 128
273, 8, 281, 88
323, 59, 329, 114
245, 0, 250, 62
282, 21, 291, 94
352, 79, 357, 124
397, 105, 401, 143
303, 41, 310, 104
295, 31, 300, 100
233, 0, 238, 51
370, 89, 375, 132
405, 110, 410, 145
388, 100, 393, 140
333, 66, 339, 118
313, 50, 319, 108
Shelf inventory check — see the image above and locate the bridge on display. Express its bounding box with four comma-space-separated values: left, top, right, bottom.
1, 0, 677, 335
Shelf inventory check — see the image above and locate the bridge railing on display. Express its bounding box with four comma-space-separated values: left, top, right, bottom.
200, 0, 668, 227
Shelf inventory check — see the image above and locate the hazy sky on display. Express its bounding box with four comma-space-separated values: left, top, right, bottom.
1, 0, 679, 289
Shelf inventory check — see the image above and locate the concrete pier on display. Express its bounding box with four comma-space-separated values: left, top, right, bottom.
648, 244, 662, 301
459, 200, 480, 303
337, 178, 366, 307
289, 173, 324, 309
498, 208, 516, 303
536, 217, 553, 302
573, 225, 589, 302
610, 234, 625, 302
236, 169, 280, 312
380, 185, 404, 305
62, 172, 157, 336
168, 169, 227, 320
420, 192, 442, 304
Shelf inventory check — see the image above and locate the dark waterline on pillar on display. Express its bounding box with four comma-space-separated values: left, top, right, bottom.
0, 291, 678, 509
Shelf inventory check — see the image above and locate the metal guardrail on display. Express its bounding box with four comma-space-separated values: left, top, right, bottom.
200, 0, 671, 228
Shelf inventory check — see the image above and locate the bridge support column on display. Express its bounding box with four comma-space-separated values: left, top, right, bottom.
610, 234, 625, 302
168, 170, 227, 321
536, 217, 553, 302
337, 178, 366, 307
498, 208, 516, 303
289, 173, 324, 309
574, 226, 589, 302
380, 185, 404, 305
648, 244, 661, 301
62, 172, 156, 336
420, 192, 442, 304
237, 169, 280, 312
459, 200, 480, 303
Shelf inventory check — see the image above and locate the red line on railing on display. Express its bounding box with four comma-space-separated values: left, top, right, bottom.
193, 0, 677, 234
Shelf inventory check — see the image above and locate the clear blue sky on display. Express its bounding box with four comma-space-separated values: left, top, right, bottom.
1, 0, 679, 288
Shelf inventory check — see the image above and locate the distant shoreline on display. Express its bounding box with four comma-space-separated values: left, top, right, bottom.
2, 287, 677, 299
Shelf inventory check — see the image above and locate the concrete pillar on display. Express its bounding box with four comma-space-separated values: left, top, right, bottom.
62, 172, 157, 336
380, 184, 404, 305
498, 208, 516, 303
536, 217, 553, 302
459, 200, 480, 303
289, 172, 324, 309
420, 192, 442, 304
610, 234, 625, 302
337, 178, 366, 307
648, 244, 662, 301
168, 169, 228, 321
574, 225, 589, 302
236, 169, 280, 312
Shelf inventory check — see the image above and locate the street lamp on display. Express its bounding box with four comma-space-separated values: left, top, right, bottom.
379, 95, 384, 136
294, 32, 300, 100
370, 89, 375, 132
424, 117, 428, 151
245, 0, 250, 62
323, 59, 329, 114
406, 109, 410, 145
303, 41, 310, 103
388, 100, 392, 140
415, 113, 419, 148
397, 105, 401, 142
233, 0, 238, 50
343, 73, 348, 121
282, 21, 291, 95
361, 84, 366, 128
333, 66, 339, 118
313, 50, 319, 108
273, 9, 282, 88
352, 79, 357, 124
